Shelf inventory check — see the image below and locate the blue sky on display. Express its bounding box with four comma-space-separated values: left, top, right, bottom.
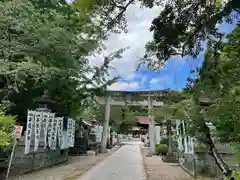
111, 22, 236, 91
89, 5, 238, 91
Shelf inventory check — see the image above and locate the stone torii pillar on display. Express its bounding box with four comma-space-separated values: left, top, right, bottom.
100, 95, 111, 153
148, 94, 156, 154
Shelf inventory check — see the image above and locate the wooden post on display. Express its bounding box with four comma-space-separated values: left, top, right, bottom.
6, 125, 23, 179
100, 95, 111, 153
5, 137, 17, 179
193, 156, 197, 178
95, 143, 99, 156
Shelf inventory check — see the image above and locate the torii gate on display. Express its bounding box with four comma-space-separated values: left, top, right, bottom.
97, 90, 167, 154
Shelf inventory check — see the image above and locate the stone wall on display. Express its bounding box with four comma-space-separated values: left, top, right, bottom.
11, 145, 68, 175
4, 136, 68, 177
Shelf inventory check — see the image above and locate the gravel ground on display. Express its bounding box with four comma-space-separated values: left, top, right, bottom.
10, 147, 120, 180
141, 148, 215, 180
141, 148, 193, 180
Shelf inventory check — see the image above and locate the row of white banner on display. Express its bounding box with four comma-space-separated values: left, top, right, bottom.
24, 110, 75, 154
91, 125, 111, 143
91, 125, 103, 143
176, 120, 195, 154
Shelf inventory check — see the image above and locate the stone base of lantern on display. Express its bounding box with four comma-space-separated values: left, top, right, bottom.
162, 153, 178, 163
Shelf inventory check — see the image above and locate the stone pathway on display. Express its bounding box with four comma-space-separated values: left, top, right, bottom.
78, 144, 147, 180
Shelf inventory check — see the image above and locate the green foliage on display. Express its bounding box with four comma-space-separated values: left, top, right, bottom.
0, 0, 125, 121
76, 101, 100, 121
156, 144, 168, 156
160, 138, 168, 146
154, 24, 240, 144
110, 104, 137, 133
0, 112, 15, 148
197, 25, 240, 144
224, 171, 240, 180
129, 106, 148, 116
73, 0, 164, 33
163, 24, 240, 175
142, 0, 240, 69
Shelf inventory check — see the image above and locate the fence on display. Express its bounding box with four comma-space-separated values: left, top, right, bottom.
178, 151, 197, 178
178, 148, 240, 179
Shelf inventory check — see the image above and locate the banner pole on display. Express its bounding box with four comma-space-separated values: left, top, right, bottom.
5, 136, 17, 179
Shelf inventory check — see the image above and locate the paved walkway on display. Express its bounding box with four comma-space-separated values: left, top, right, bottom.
78, 143, 147, 180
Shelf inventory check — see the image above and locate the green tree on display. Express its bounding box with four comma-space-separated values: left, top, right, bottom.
72, 0, 167, 34
111, 104, 136, 134
164, 25, 240, 177
142, 0, 240, 68
0, 0, 123, 121
202, 25, 240, 146
140, 0, 240, 177
76, 100, 100, 121
0, 111, 15, 148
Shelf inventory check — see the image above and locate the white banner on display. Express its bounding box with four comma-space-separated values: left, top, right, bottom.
67, 118, 75, 147
47, 113, 55, 148
67, 118, 72, 147
90, 126, 96, 135
155, 126, 161, 144
178, 137, 184, 151
100, 125, 103, 142
34, 111, 42, 152
57, 117, 64, 148
50, 117, 59, 150
71, 119, 75, 147
95, 125, 100, 142
189, 138, 195, 154
24, 110, 35, 154
42, 112, 49, 148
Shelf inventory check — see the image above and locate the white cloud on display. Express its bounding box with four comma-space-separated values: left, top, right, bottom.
89, 5, 162, 85
148, 75, 173, 90
149, 78, 160, 85
108, 81, 139, 91
140, 76, 147, 84
124, 73, 136, 81
124, 72, 146, 81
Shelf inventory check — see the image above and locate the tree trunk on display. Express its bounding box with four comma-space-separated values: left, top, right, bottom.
193, 95, 232, 177
100, 95, 111, 153
202, 122, 232, 177
167, 119, 172, 153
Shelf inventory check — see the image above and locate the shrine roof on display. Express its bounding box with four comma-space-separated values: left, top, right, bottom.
136, 116, 149, 125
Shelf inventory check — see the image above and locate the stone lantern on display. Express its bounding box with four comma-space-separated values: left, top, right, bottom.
197, 90, 213, 107
34, 90, 54, 112
32, 90, 54, 147
198, 97, 212, 107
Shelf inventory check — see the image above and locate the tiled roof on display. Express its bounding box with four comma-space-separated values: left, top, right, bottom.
135, 116, 149, 125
